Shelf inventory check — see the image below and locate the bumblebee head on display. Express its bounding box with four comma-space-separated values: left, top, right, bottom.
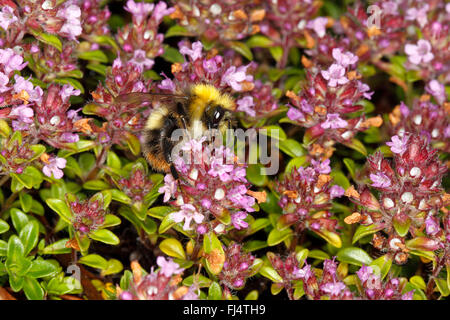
190, 84, 235, 133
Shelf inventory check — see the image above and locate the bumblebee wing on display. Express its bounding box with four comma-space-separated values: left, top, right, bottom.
113, 92, 189, 107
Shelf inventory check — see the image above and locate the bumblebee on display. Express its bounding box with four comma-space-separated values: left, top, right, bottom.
116, 84, 236, 178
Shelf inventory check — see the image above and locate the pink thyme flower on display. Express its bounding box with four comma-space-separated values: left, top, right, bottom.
425, 215, 440, 236
158, 78, 176, 92
231, 211, 248, 230
405, 4, 429, 28
382, 1, 398, 14
329, 185, 345, 199
57, 4, 82, 40
307, 17, 328, 38
13, 75, 43, 103
158, 174, 177, 202
356, 265, 372, 283
171, 203, 204, 231
236, 96, 255, 117
0, 6, 18, 31
179, 41, 203, 61
203, 57, 221, 74
332, 48, 358, 67
221, 65, 252, 91
386, 135, 408, 154
356, 81, 374, 100
321, 281, 346, 297
0, 72, 9, 92
321, 113, 348, 129
9, 105, 34, 124
287, 106, 305, 121
0, 48, 27, 74
405, 40, 434, 65
311, 158, 331, 174
426, 80, 446, 105
156, 256, 184, 277
129, 49, 155, 71
60, 132, 79, 143
152, 1, 175, 22
321, 64, 349, 87
124, 0, 154, 25
370, 172, 391, 188
42, 156, 67, 179
60, 84, 81, 101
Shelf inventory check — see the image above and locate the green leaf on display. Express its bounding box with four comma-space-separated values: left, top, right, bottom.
23, 277, 44, 300
165, 25, 194, 38
159, 238, 186, 260
267, 228, 292, 246
63, 69, 84, 79
343, 138, 367, 156
159, 214, 176, 234
89, 229, 120, 245
393, 216, 411, 237
246, 164, 268, 187
0, 119, 11, 137
30, 30, 62, 51
435, 278, 449, 297
46, 199, 72, 224
285, 156, 308, 173
161, 45, 184, 63
30, 200, 44, 216
271, 282, 284, 295
408, 249, 435, 261
337, 247, 373, 266
259, 265, 283, 283
244, 290, 259, 300
0, 219, 10, 234
40, 239, 72, 255
78, 254, 108, 270
7, 235, 25, 261
260, 125, 286, 141
312, 229, 342, 248
102, 214, 121, 228
101, 259, 123, 276
208, 282, 222, 300
10, 208, 29, 233
410, 275, 426, 291
246, 35, 274, 48
107, 151, 121, 169
343, 158, 356, 180
243, 240, 267, 252
352, 224, 384, 244
125, 132, 141, 155
203, 232, 225, 275
279, 139, 306, 158
110, 189, 132, 204
83, 179, 110, 190
269, 46, 283, 62
27, 259, 58, 278
12, 166, 43, 189
330, 171, 350, 190
182, 274, 212, 288
91, 35, 120, 51
78, 50, 109, 63
19, 192, 33, 213
369, 255, 392, 280
19, 221, 39, 256
229, 41, 253, 61
142, 218, 157, 235
0, 240, 7, 256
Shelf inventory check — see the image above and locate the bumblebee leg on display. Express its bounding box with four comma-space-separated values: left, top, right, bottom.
161, 135, 179, 179
170, 164, 179, 180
